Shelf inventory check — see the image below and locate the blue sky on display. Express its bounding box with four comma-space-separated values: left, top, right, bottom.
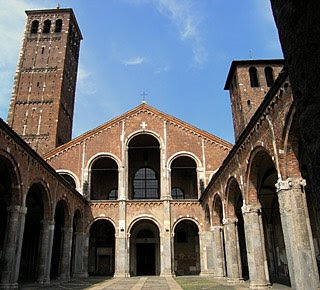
0, 0, 283, 143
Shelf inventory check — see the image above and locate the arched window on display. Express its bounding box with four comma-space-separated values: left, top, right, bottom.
108, 189, 117, 200
171, 187, 184, 199
171, 156, 198, 199
55, 19, 63, 33
59, 173, 76, 188
133, 167, 158, 199
249, 67, 259, 87
43, 20, 51, 33
30, 20, 39, 34
265, 66, 274, 87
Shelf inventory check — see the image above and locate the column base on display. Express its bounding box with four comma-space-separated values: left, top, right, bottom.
0, 283, 19, 289
213, 275, 226, 280
160, 273, 174, 277
72, 272, 89, 278
227, 277, 244, 284
200, 271, 214, 277
249, 281, 271, 289
114, 272, 130, 278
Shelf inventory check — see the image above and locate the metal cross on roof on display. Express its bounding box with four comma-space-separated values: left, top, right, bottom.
141, 90, 148, 103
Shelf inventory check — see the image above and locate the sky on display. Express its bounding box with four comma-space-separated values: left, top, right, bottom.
0, 0, 283, 143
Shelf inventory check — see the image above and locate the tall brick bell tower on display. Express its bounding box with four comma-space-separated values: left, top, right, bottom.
7, 7, 82, 155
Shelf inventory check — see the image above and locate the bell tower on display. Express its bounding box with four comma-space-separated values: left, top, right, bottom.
7, 7, 82, 155
224, 59, 284, 141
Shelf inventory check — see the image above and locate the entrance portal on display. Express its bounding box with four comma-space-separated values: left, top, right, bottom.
130, 220, 160, 276
136, 243, 155, 275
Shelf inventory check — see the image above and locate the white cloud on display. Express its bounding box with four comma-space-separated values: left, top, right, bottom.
77, 66, 97, 95
122, 56, 146, 66
155, 0, 207, 66
154, 64, 170, 74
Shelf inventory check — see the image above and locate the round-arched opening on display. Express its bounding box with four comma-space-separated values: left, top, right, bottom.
90, 157, 118, 200
249, 150, 289, 286
265, 66, 274, 87
128, 134, 160, 199
227, 179, 249, 280
249, 66, 259, 87
55, 19, 62, 33
130, 219, 160, 276
88, 219, 115, 276
43, 19, 51, 33
19, 183, 45, 282
50, 200, 69, 279
171, 156, 197, 199
174, 220, 200, 276
0, 156, 19, 271
59, 173, 76, 189
30, 20, 39, 34
70, 209, 82, 277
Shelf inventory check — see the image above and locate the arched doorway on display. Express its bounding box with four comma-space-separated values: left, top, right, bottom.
130, 219, 160, 276
171, 156, 198, 199
226, 178, 249, 280
50, 199, 69, 279
90, 157, 118, 200
88, 219, 115, 276
173, 220, 200, 276
128, 134, 160, 199
19, 183, 45, 282
249, 150, 289, 285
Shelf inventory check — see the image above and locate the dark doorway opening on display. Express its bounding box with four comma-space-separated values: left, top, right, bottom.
136, 243, 155, 275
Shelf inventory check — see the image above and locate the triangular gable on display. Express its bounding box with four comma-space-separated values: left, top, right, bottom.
44, 103, 232, 160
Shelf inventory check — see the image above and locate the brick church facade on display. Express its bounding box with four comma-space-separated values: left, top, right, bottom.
0, 7, 319, 290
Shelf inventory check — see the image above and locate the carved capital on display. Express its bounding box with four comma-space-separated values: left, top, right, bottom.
241, 204, 261, 215
222, 217, 237, 225
275, 177, 306, 192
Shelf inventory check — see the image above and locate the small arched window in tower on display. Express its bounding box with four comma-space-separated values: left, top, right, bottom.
249, 67, 259, 87
265, 66, 274, 87
43, 20, 51, 34
247, 99, 251, 108
171, 187, 184, 199
55, 19, 63, 33
41, 47, 45, 54
30, 20, 39, 34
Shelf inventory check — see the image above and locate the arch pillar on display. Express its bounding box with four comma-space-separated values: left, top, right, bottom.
276, 177, 319, 289
37, 219, 55, 284
59, 227, 73, 281
223, 217, 242, 282
81, 233, 89, 278
199, 230, 214, 276
72, 232, 88, 278
0, 205, 27, 288
241, 204, 270, 288
160, 200, 172, 277
212, 225, 225, 278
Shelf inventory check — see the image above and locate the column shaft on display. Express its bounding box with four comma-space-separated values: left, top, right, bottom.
212, 225, 225, 278
59, 227, 73, 280
242, 204, 270, 288
276, 177, 320, 289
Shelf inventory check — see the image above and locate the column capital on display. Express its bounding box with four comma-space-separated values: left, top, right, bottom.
7, 205, 27, 214
211, 225, 223, 231
275, 177, 306, 192
222, 217, 237, 225
241, 204, 261, 215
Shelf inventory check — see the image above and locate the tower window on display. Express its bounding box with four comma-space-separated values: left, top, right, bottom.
43, 20, 51, 34
55, 19, 63, 33
30, 20, 39, 34
41, 47, 44, 54
265, 66, 274, 87
249, 67, 259, 87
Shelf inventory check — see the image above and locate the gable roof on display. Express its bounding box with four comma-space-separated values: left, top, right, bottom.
44, 103, 232, 159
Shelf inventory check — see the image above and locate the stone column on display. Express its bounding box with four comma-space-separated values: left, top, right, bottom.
37, 219, 54, 284
59, 227, 73, 281
0, 205, 27, 288
199, 230, 214, 276
276, 177, 320, 289
212, 225, 225, 278
223, 217, 242, 282
242, 204, 270, 288
114, 200, 127, 277
72, 232, 88, 278
160, 200, 172, 277
81, 233, 89, 278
